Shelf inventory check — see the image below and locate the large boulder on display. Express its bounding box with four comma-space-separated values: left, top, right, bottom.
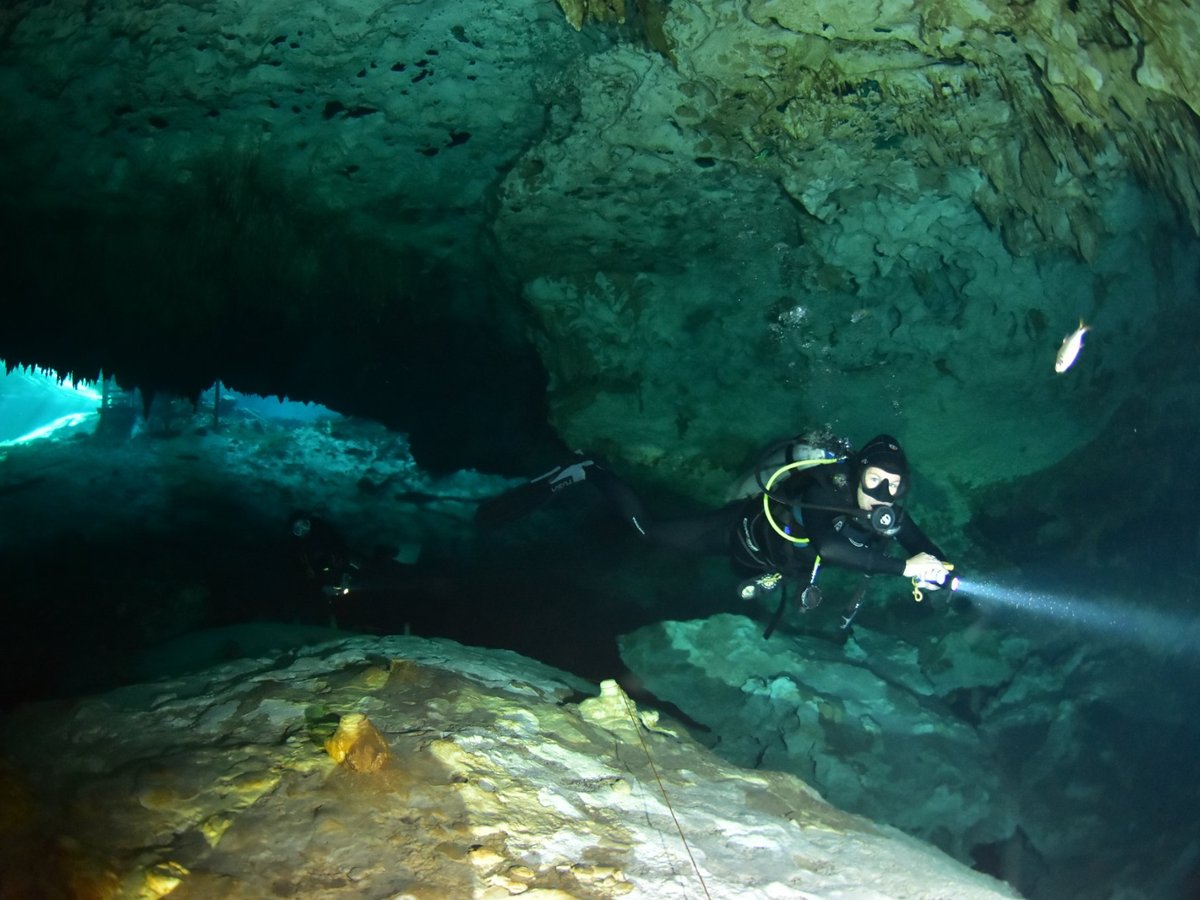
0, 629, 1019, 898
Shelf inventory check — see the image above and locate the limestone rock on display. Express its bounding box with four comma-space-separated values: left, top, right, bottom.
619, 613, 1018, 860
324, 712, 391, 773
0, 632, 1018, 898
556, 0, 626, 31
1, 0, 1198, 515
618, 611, 1200, 899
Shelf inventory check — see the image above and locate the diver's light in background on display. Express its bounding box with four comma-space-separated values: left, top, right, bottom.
956, 575, 1200, 661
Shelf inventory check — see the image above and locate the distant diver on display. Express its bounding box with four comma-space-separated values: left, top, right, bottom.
476, 434, 955, 636
289, 511, 361, 598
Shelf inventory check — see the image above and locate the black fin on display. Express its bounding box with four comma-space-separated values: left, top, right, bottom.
762, 582, 790, 640
474, 478, 557, 527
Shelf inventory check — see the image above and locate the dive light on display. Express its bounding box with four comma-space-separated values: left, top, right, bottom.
911, 564, 959, 602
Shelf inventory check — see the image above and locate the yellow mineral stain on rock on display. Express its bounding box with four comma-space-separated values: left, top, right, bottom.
507, 864, 536, 882
357, 664, 391, 690
386, 658, 428, 687
142, 860, 189, 897
570, 863, 625, 884
199, 814, 232, 848
578, 679, 641, 736
487, 873, 530, 894
467, 845, 506, 870
428, 737, 478, 771
324, 712, 391, 773
136, 786, 179, 811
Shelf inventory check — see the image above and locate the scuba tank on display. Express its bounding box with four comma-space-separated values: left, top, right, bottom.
730, 435, 850, 639
730, 437, 846, 573
727, 434, 852, 502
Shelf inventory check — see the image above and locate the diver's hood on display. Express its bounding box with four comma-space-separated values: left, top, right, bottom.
855, 435, 910, 499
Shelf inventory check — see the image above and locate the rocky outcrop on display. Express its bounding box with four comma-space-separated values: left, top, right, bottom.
618, 612, 1200, 900
619, 614, 1022, 858
0, 630, 1019, 898
2, 0, 1197, 510
494, 0, 1200, 505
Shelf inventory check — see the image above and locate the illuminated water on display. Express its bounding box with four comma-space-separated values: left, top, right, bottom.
956, 574, 1200, 663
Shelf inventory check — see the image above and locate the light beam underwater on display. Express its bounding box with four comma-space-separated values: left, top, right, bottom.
954, 575, 1200, 661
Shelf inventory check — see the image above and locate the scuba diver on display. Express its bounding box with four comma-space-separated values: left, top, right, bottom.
288, 511, 361, 598
475, 434, 954, 636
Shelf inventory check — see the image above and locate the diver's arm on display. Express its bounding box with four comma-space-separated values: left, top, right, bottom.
896, 516, 946, 560
802, 511, 907, 576
816, 538, 907, 576
793, 479, 907, 576
896, 518, 953, 587
815, 536, 948, 584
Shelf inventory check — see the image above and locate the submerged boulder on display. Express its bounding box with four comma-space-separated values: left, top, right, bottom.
0, 629, 1018, 898
619, 613, 1020, 860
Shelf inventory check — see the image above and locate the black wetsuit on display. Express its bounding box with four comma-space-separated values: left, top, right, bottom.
591, 459, 944, 581
775, 460, 945, 576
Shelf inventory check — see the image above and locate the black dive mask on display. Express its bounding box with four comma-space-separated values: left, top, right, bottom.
861, 474, 903, 502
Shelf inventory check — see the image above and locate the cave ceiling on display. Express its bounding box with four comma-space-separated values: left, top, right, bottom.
1, 0, 1198, 501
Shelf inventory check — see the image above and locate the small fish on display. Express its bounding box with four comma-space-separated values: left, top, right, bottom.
1054, 319, 1090, 373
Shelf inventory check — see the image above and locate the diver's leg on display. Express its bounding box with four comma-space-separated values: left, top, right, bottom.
640, 505, 741, 555
474, 456, 597, 526
589, 465, 738, 555
585, 464, 648, 532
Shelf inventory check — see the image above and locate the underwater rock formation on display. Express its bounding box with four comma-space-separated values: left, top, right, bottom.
1, 2, 1199, 893
618, 612, 1200, 900
619, 614, 1020, 859
0, 632, 1018, 898
1, 0, 1197, 507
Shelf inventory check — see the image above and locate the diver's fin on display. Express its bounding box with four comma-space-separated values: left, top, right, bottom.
474, 460, 594, 527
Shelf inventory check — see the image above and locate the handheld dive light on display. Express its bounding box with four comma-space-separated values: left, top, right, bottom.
911, 563, 958, 602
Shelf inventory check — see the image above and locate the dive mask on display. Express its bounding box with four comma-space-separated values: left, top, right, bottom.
861, 473, 903, 502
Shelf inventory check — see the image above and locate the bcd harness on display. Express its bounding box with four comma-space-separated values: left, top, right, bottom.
738, 442, 954, 635
737, 449, 844, 638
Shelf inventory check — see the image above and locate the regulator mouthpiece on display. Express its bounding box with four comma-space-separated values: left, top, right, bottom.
869, 504, 902, 536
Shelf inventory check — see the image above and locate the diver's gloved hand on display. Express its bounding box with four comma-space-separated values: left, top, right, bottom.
903, 552, 951, 588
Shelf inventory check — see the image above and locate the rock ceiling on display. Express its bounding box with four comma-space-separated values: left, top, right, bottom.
1, 0, 1198, 504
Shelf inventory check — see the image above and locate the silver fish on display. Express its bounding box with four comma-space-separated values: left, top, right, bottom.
1055, 319, 1090, 373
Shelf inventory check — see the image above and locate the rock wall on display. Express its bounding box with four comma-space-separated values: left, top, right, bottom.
618, 612, 1200, 899
0, 630, 1019, 898
497, 0, 1200, 503
1, 0, 1198, 510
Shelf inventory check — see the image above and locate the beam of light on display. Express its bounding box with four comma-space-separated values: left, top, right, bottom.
11, 365, 102, 401
1, 364, 103, 444
1, 411, 95, 446
955, 576, 1200, 662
